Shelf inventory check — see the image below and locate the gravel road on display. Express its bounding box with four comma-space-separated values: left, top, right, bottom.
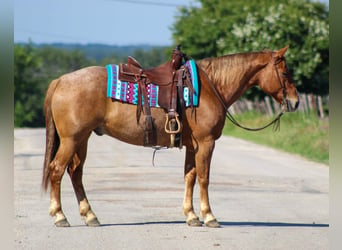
14, 128, 328, 250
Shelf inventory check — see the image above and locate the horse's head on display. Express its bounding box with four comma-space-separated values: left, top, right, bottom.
258, 45, 299, 112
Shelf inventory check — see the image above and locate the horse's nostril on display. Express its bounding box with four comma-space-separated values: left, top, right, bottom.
286, 99, 299, 112
295, 100, 299, 110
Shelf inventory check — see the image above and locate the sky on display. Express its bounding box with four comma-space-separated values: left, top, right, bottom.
14, 0, 200, 46
14, 0, 329, 46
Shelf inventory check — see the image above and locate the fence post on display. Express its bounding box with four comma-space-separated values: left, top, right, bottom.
307, 94, 313, 112
245, 99, 253, 111
317, 95, 324, 118
264, 96, 274, 116
234, 102, 241, 114
301, 93, 308, 113
272, 97, 280, 113
228, 105, 236, 115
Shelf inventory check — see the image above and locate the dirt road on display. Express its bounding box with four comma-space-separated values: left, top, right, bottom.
14, 128, 328, 250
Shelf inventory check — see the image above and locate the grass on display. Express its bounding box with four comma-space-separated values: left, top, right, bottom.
222, 111, 329, 165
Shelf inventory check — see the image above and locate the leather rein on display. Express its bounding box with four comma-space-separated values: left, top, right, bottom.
152, 55, 288, 166
196, 55, 288, 132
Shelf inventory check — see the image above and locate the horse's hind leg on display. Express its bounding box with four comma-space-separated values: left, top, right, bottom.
67, 136, 100, 226
49, 138, 77, 227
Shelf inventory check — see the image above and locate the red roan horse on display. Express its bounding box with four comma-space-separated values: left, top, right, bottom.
42, 46, 299, 228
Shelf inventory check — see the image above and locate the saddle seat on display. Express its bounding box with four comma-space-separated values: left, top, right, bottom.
119, 47, 183, 85
126, 56, 175, 85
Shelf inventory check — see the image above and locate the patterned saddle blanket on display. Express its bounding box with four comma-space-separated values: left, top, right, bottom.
106, 60, 199, 107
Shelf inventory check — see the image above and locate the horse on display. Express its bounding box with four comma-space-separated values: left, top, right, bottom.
42, 45, 299, 228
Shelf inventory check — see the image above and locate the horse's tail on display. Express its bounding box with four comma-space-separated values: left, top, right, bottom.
42, 79, 60, 192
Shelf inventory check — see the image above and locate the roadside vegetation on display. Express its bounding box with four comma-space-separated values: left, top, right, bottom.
222, 111, 329, 165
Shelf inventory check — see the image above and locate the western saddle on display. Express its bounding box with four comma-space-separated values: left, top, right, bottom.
118, 45, 193, 148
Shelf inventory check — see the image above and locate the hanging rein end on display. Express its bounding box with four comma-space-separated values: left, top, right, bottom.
272, 112, 284, 132
272, 99, 289, 132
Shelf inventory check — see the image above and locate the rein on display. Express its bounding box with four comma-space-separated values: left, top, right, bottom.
152, 54, 288, 166
196, 56, 288, 132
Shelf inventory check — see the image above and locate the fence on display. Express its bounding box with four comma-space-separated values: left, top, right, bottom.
228, 93, 328, 118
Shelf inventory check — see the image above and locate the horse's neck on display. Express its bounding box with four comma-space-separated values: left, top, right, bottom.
198, 53, 269, 107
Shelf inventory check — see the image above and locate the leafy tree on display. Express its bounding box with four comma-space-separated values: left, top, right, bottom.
37, 46, 95, 79
172, 0, 329, 97
14, 44, 93, 127
14, 43, 44, 127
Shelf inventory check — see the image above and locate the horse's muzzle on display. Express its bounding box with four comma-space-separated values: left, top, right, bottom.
284, 98, 299, 112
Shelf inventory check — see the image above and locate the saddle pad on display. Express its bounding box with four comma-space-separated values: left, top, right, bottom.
106, 60, 198, 107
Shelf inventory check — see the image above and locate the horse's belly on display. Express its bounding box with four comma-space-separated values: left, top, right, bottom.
102, 101, 171, 146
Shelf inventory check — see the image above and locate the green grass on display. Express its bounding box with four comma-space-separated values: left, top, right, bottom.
222, 111, 329, 165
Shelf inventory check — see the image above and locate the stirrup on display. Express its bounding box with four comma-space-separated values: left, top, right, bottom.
164, 114, 182, 134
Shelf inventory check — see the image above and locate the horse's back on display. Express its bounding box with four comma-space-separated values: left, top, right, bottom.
54, 66, 107, 92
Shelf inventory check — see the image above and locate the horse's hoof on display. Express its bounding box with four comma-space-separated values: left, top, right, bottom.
55, 218, 70, 227
86, 217, 101, 227
187, 218, 202, 227
205, 219, 221, 228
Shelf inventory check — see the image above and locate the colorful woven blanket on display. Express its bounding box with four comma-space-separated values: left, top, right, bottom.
106, 60, 198, 107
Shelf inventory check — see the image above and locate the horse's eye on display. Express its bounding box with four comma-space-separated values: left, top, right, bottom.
282, 72, 288, 78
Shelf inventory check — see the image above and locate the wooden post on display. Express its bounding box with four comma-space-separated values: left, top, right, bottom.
238, 100, 246, 113
265, 96, 274, 116
254, 100, 261, 113
317, 95, 324, 118
301, 93, 308, 113
272, 97, 280, 112
228, 105, 236, 115
297, 95, 304, 113
246, 99, 253, 111
307, 94, 313, 112
259, 101, 267, 114
311, 93, 317, 115
234, 102, 241, 114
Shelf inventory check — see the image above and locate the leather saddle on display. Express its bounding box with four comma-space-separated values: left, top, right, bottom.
118, 46, 193, 148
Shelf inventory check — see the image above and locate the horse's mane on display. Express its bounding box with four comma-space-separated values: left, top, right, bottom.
197, 50, 272, 86
197, 50, 272, 68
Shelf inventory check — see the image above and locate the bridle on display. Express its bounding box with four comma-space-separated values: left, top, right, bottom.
197, 54, 290, 132
273, 55, 291, 110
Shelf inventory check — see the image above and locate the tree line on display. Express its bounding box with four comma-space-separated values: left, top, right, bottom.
15, 0, 328, 127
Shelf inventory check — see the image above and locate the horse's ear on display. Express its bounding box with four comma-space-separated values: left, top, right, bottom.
276, 45, 289, 58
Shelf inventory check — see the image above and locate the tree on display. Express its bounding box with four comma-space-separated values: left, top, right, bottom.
14, 44, 93, 127
14, 43, 44, 127
172, 0, 329, 96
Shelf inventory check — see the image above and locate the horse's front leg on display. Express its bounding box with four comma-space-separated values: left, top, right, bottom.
195, 139, 220, 228
183, 147, 202, 226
